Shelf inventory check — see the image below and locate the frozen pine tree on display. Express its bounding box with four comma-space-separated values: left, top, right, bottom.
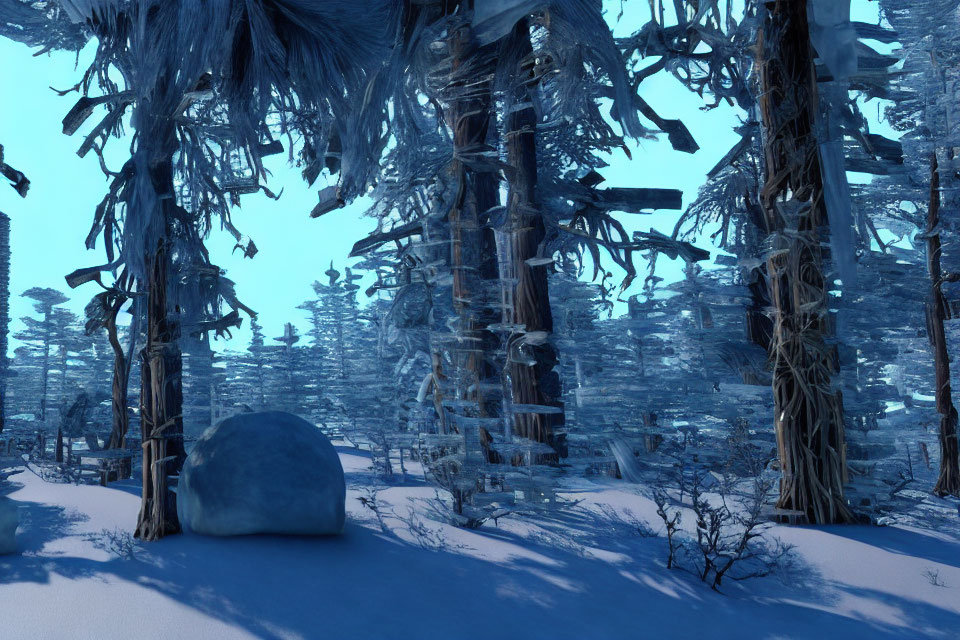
0, 210, 8, 435
13, 288, 70, 427
271, 322, 308, 417
873, 0, 960, 497
0, 143, 26, 433
298, 265, 368, 437
345, 0, 711, 521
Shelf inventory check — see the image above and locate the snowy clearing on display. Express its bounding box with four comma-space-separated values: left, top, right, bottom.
1, 448, 958, 640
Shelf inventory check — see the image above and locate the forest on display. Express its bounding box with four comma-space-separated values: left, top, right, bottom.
0, 1, 959, 638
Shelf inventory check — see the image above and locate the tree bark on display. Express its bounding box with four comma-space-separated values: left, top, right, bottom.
757, 0, 852, 524
135, 232, 185, 541
105, 284, 138, 479
927, 153, 960, 497
106, 301, 130, 451
445, 7, 500, 423
502, 20, 562, 448
133, 83, 186, 539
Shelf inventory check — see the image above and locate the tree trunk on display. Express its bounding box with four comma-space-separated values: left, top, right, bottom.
106, 286, 137, 479
40, 336, 50, 423
446, 8, 500, 422
0, 211, 9, 434
757, 0, 852, 524
135, 233, 185, 541
129, 39, 187, 539
927, 153, 960, 497
106, 303, 129, 451
502, 21, 562, 448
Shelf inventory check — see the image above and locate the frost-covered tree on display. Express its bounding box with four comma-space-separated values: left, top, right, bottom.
298, 265, 366, 433
665, 1, 902, 521
271, 322, 308, 417
181, 334, 216, 442
2, 0, 396, 539
874, 0, 960, 497
725, 1, 851, 523
0, 143, 27, 433
0, 210, 9, 434
246, 317, 268, 411
82, 270, 141, 453
240, 317, 268, 412
13, 287, 70, 425
348, 1, 709, 522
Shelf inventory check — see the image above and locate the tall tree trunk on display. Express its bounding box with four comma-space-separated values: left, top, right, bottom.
106, 286, 138, 479
757, 0, 852, 524
106, 302, 132, 451
133, 86, 186, 539
446, 8, 500, 423
927, 153, 960, 497
40, 333, 50, 423
135, 231, 185, 541
0, 211, 8, 435
502, 21, 562, 448
126, 22, 188, 536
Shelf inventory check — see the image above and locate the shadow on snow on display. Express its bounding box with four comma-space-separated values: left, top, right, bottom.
0, 475, 958, 639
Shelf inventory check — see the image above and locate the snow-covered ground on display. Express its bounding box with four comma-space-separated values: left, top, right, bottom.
1, 448, 959, 640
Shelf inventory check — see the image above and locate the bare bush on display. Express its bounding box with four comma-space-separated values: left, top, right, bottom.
653, 488, 682, 569
923, 568, 947, 587
357, 487, 391, 534
89, 528, 139, 560
357, 488, 465, 551
650, 450, 794, 590
684, 470, 794, 590
594, 504, 659, 540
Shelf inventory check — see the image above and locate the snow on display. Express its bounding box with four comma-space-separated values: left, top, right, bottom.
178, 411, 345, 536
0, 450, 957, 639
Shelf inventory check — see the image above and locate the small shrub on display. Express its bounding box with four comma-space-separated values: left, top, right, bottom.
90, 528, 139, 560
923, 568, 947, 587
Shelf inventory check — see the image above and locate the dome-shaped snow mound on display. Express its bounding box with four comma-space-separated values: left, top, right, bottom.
177, 411, 345, 536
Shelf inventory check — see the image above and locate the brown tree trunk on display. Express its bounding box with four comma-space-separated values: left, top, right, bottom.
135, 233, 185, 541
129, 35, 188, 538
445, 7, 500, 422
502, 21, 562, 447
757, 0, 852, 524
105, 287, 136, 479
106, 298, 128, 450
927, 154, 960, 497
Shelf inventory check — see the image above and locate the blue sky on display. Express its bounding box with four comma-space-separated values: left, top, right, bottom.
0, 0, 885, 355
